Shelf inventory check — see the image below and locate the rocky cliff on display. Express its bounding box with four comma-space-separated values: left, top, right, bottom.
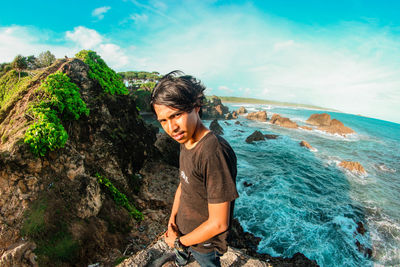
0, 53, 160, 266
0, 53, 318, 267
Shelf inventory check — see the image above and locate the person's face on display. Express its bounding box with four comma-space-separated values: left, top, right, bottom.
154, 104, 200, 144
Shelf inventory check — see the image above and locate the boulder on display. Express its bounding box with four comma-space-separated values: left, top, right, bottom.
306, 113, 355, 136
270, 114, 298, 129
306, 113, 331, 126
231, 111, 238, 119
209, 119, 224, 135
154, 132, 180, 168
235, 121, 241, 125
236, 106, 247, 114
246, 130, 265, 143
0, 241, 37, 267
338, 161, 366, 175
225, 112, 233, 120
299, 141, 316, 151
246, 111, 267, 122
201, 96, 229, 119
318, 119, 355, 135
264, 134, 278, 139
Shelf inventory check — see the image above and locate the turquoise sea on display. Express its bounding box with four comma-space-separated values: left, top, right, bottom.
205, 104, 400, 267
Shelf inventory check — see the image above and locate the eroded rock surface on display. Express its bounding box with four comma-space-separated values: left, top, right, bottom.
246, 111, 268, 122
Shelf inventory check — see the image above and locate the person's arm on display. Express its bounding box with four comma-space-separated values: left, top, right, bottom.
164, 183, 182, 246
179, 201, 230, 246
168, 183, 182, 227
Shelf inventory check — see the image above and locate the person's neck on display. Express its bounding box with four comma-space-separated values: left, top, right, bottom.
184, 121, 210, 150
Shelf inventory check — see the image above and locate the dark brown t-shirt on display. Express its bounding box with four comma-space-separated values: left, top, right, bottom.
176, 132, 239, 254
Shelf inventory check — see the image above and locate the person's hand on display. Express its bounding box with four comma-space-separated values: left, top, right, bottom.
164, 222, 179, 248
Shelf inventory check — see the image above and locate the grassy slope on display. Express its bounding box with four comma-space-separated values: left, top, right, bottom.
208, 96, 336, 111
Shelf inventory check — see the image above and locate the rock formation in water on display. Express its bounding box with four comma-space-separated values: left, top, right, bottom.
338, 161, 367, 175
270, 114, 298, 129
246, 130, 278, 143
246, 111, 268, 122
299, 140, 316, 151
209, 119, 224, 135
201, 96, 229, 119
237, 106, 247, 114
306, 113, 355, 136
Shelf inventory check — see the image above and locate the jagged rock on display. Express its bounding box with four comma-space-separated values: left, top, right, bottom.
154, 132, 180, 168
0, 58, 158, 266
306, 113, 355, 136
231, 111, 238, 119
306, 113, 331, 126
270, 114, 298, 128
237, 106, 247, 114
318, 119, 355, 136
0, 241, 37, 267
209, 119, 224, 135
243, 181, 253, 187
225, 112, 233, 120
76, 175, 103, 219
246, 111, 267, 122
246, 130, 265, 143
356, 221, 366, 235
201, 96, 229, 119
299, 141, 316, 151
246, 131, 278, 143
338, 161, 366, 175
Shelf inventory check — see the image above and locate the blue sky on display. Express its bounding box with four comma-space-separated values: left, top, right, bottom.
1, 1, 400, 123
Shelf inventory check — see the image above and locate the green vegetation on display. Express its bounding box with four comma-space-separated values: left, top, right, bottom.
36, 50, 56, 68
21, 198, 79, 265
0, 70, 31, 110
40, 72, 89, 120
11, 55, 27, 80
24, 107, 68, 157
213, 96, 330, 110
76, 50, 128, 95
24, 72, 89, 157
96, 173, 143, 221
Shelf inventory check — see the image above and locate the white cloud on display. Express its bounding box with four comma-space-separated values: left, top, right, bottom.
92, 6, 111, 20
0, 26, 70, 62
124, 6, 400, 123
66, 26, 103, 49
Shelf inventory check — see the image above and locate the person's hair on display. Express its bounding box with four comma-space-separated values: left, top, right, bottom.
150, 70, 206, 117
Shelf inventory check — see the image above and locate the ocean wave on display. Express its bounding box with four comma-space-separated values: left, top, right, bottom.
372, 163, 396, 173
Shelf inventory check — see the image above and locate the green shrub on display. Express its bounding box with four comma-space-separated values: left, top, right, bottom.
96, 173, 143, 221
24, 71, 89, 157
24, 107, 68, 157
75, 50, 128, 95
40, 72, 89, 120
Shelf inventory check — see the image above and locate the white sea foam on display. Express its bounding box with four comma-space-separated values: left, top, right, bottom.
373, 163, 396, 173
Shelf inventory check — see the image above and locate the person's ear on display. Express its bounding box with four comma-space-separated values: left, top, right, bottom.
194, 106, 200, 113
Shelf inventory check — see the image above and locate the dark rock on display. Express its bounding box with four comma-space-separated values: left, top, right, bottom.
245, 130, 265, 143
264, 134, 278, 139
209, 119, 224, 135
225, 112, 233, 120
235, 121, 241, 125
201, 96, 229, 119
356, 221, 366, 235
243, 181, 253, 187
154, 132, 180, 168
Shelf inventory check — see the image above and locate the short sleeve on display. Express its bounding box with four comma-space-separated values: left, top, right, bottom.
204, 146, 239, 204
